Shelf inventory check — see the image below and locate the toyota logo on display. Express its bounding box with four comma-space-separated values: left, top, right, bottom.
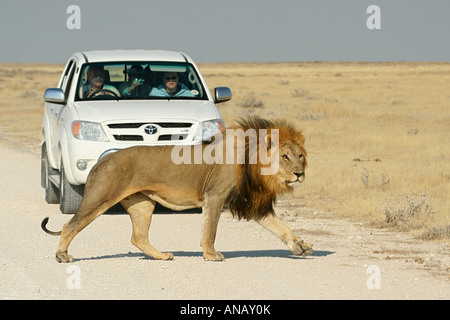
144, 125, 158, 135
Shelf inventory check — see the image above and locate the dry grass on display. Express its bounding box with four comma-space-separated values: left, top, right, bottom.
201, 61, 450, 240
1, 61, 449, 240
0, 63, 63, 149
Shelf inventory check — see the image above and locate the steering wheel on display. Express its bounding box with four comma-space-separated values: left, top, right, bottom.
88, 89, 119, 99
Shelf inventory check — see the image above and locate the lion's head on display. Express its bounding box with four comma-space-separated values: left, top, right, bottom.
228, 116, 307, 221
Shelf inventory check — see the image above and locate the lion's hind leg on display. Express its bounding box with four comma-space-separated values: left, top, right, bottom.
121, 193, 174, 261
56, 199, 116, 263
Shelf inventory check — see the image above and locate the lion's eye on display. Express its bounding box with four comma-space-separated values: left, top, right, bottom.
282, 154, 289, 161
299, 154, 304, 159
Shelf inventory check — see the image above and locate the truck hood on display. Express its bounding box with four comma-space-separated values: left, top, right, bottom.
72, 100, 221, 123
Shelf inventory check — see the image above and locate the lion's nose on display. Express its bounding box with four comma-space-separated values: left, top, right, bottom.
294, 172, 304, 181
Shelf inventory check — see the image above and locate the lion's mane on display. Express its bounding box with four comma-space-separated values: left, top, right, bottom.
227, 116, 307, 221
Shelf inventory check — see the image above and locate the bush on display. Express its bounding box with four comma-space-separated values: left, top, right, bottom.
382, 192, 434, 230
237, 97, 264, 108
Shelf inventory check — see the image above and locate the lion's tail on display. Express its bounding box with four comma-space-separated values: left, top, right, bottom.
41, 217, 62, 236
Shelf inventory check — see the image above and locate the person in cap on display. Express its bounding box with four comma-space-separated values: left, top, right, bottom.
119, 65, 152, 98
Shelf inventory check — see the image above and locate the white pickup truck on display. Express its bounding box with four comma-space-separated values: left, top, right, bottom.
41, 50, 231, 213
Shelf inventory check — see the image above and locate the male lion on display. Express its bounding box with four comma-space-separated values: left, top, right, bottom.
41, 116, 312, 262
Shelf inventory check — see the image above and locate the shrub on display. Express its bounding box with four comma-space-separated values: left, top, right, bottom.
382, 192, 434, 230
237, 97, 264, 108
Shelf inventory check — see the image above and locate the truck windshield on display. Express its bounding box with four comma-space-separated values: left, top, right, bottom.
75, 62, 208, 101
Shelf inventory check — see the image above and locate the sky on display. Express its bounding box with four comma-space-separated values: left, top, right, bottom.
0, 0, 449, 63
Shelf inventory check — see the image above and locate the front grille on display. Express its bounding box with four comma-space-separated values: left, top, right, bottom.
108, 122, 193, 129
112, 134, 187, 141
157, 122, 192, 128
107, 121, 194, 143
158, 134, 188, 141
109, 123, 145, 129
113, 135, 144, 141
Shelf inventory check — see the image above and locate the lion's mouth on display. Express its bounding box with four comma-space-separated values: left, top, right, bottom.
286, 173, 305, 185
285, 178, 301, 185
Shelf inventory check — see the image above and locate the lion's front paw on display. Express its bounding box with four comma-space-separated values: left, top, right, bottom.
158, 252, 174, 261
288, 239, 313, 257
56, 251, 74, 263
203, 251, 225, 261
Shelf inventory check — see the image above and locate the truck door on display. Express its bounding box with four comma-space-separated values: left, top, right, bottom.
47, 60, 76, 166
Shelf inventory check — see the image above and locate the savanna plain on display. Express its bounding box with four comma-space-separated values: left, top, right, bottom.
1, 61, 448, 238
0, 61, 449, 299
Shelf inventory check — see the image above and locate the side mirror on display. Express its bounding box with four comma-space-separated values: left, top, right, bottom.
214, 87, 232, 103
44, 88, 65, 104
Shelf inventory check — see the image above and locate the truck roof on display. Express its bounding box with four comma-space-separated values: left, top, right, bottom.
73, 50, 192, 64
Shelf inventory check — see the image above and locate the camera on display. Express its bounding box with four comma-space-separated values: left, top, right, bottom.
134, 78, 144, 85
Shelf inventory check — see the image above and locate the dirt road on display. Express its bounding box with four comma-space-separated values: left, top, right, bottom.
0, 143, 448, 300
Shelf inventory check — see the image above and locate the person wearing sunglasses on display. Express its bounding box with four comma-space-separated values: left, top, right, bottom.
149, 72, 194, 97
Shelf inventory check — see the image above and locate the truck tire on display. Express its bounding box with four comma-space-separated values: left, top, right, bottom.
41, 144, 59, 204
59, 159, 84, 214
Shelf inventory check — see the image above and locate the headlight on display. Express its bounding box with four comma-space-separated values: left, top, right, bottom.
200, 119, 225, 141
72, 121, 109, 142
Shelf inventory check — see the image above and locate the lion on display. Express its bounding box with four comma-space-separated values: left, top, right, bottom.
41, 116, 312, 262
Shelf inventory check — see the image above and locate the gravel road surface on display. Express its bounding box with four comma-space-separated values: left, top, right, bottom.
0, 144, 448, 300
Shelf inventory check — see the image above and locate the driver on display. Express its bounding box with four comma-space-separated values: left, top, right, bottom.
83, 66, 121, 99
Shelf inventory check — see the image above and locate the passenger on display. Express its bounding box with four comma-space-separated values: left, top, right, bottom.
149, 72, 194, 97
119, 65, 152, 97
83, 66, 121, 98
